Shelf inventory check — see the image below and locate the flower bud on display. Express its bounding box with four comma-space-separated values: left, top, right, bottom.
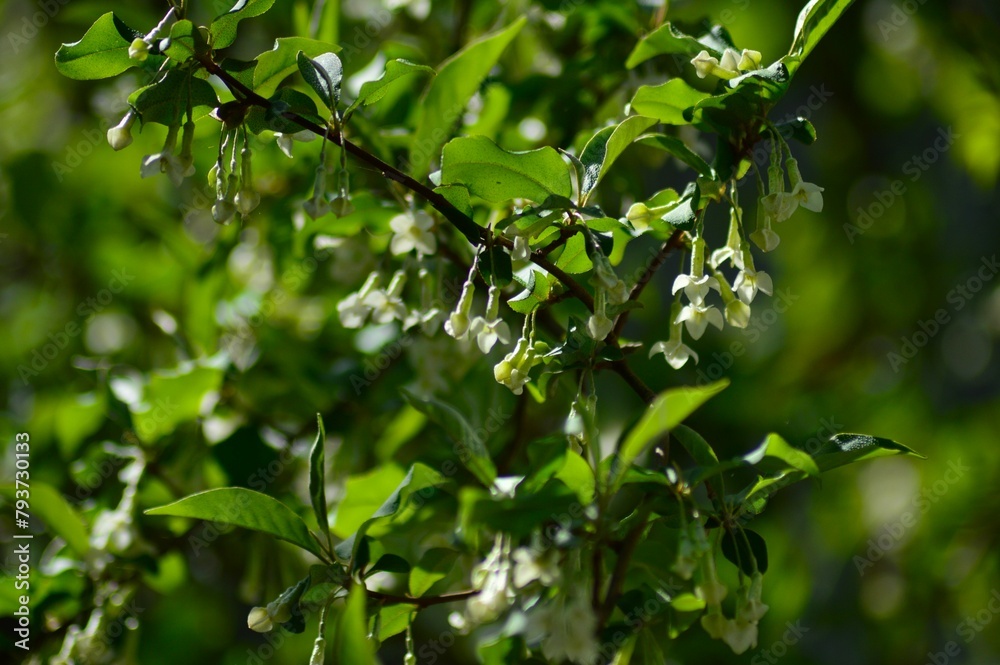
107, 111, 136, 151
129, 38, 149, 61
247, 607, 273, 633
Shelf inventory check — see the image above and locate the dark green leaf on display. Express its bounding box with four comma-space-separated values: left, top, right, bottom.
309, 415, 329, 537
145, 488, 325, 559
129, 70, 219, 127
253, 37, 342, 97
579, 116, 658, 201
812, 433, 925, 473
626, 22, 709, 69
297, 51, 343, 110
637, 134, 714, 177
211, 0, 277, 50
508, 269, 552, 314
721, 528, 768, 574
772, 117, 818, 145
409, 548, 459, 597
367, 553, 411, 575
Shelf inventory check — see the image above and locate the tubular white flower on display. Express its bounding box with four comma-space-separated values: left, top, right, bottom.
390, 210, 437, 256
738, 572, 769, 623
274, 130, 316, 158
650, 303, 699, 369
511, 547, 561, 588
337, 273, 380, 329
363, 270, 408, 324
675, 301, 724, 340
786, 157, 824, 212
107, 111, 136, 151
737, 49, 763, 71
128, 37, 149, 61
304, 165, 330, 219
714, 271, 752, 328
236, 147, 260, 215
445, 279, 476, 340
247, 607, 273, 633
710, 209, 745, 270
538, 589, 599, 665
722, 617, 758, 654
672, 236, 717, 304
469, 286, 511, 353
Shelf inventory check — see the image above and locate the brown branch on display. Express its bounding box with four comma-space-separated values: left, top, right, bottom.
608, 230, 685, 342
597, 508, 651, 630
366, 588, 478, 608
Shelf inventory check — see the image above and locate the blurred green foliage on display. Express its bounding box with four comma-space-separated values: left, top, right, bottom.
1, 0, 999, 663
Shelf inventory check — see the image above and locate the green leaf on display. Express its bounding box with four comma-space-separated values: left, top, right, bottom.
655, 182, 700, 232
297, 51, 343, 109
334, 463, 446, 562
367, 553, 411, 575
162, 20, 208, 63
579, 116, 658, 201
637, 134, 714, 177
253, 37, 342, 98
440, 135, 573, 205
508, 269, 552, 314
409, 548, 459, 597
346, 59, 435, 120
812, 433, 925, 472
772, 117, 818, 145
401, 390, 497, 487
721, 528, 768, 575
129, 70, 220, 126
554, 232, 593, 275
629, 79, 710, 126
145, 488, 325, 558
788, 0, 856, 70
334, 585, 376, 665
750, 433, 820, 476
462, 479, 579, 537
54, 13, 141, 80
309, 415, 329, 537
611, 380, 729, 492
670, 593, 706, 612
410, 17, 526, 180
626, 22, 709, 69
672, 424, 719, 467
0, 482, 89, 557
332, 465, 408, 539
211, 0, 277, 50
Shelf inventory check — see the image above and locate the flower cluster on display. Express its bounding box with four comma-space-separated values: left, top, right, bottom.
691, 47, 763, 80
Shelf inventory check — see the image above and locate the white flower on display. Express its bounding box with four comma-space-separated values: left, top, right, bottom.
470, 316, 511, 354
737, 49, 763, 71
512, 548, 560, 588
140, 150, 192, 186
274, 130, 316, 158
733, 268, 773, 304
789, 179, 824, 212
390, 210, 436, 256
445, 280, 475, 340
725, 298, 751, 328
722, 617, 758, 654
698, 580, 728, 606
91, 509, 135, 553
464, 537, 514, 625
700, 610, 728, 639
512, 235, 531, 261
337, 293, 371, 328
362, 270, 407, 324
247, 606, 273, 633
495, 338, 536, 395
107, 112, 136, 151
586, 312, 614, 340
538, 590, 599, 665
650, 304, 699, 369
711, 211, 745, 270
761, 192, 799, 223
691, 48, 761, 80
675, 302, 724, 340
739, 573, 769, 623
750, 227, 780, 252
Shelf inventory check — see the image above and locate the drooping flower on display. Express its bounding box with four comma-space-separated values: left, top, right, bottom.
274, 130, 317, 158
469, 286, 511, 353
390, 210, 436, 256
303, 165, 330, 219
494, 337, 535, 395
710, 207, 746, 270
732, 246, 773, 304
140, 124, 193, 186
538, 589, 599, 665
107, 111, 136, 151
464, 537, 514, 625
650, 302, 699, 369
128, 37, 149, 61
786, 157, 824, 212
363, 270, 408, 324
235, 147, 260, 216
445, 277, 476, 340
337, 273, 380, 328
672, 235, 717, 305
721, 617, 759, 654
713, 271, 752, 328
511, 547, 561, 588
675, 300, 724, 340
